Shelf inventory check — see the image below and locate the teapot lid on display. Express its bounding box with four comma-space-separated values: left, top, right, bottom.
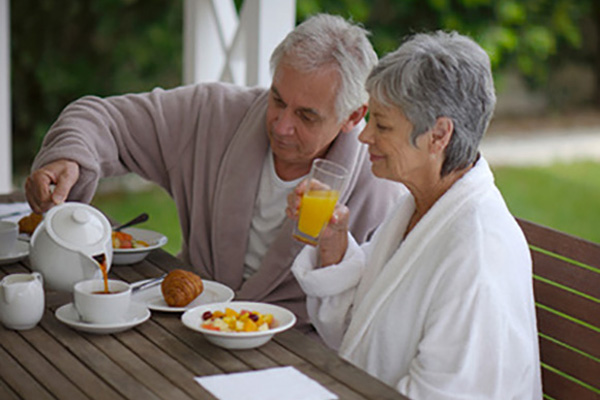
45, 202, 111, 250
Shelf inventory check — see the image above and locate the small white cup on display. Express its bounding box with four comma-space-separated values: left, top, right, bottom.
73, 279, 131, 324
0, 220, 18, 256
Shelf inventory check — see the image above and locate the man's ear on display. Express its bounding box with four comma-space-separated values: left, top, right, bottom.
429, 117, 454, 154
340, 104, 368, 133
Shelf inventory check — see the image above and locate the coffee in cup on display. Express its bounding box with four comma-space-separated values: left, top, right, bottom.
73, 279, 131, 324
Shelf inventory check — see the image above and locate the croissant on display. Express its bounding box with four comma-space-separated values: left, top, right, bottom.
161, 269, 204, 307
18, 212, 43, 235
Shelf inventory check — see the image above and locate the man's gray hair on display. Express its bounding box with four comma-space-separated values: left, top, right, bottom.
366, 31, 497, 176
270, 14, 377, 122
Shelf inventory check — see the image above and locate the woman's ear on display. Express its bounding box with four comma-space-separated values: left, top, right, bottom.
429, 117, 454, 154
340, 104, 368, 133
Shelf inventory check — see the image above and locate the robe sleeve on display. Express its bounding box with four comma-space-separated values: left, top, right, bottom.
32, 83, 260, 204
291, 234, 368, 350
32, 86, 202, 202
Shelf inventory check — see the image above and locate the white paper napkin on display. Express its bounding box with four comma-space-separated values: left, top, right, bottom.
195, 366, 339, 400
0, 202, 31, 222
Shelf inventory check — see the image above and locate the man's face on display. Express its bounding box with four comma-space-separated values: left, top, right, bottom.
266, 63, 348, 172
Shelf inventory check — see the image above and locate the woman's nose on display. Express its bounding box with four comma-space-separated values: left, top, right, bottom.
358, 124, 372, 144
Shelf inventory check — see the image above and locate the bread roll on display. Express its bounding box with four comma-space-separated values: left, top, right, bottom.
18, 212, 43, 235
161, 269, 204, 307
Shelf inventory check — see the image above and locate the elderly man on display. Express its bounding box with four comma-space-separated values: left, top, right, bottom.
25, 14, 404, 330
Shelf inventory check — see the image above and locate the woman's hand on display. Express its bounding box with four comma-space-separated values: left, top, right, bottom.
286, 179, 350, 267
317, 205, 349, 267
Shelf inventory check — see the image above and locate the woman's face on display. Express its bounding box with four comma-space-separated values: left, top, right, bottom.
359, 98, 431, 185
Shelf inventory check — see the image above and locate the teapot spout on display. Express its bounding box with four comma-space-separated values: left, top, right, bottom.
79, 252, 111, 282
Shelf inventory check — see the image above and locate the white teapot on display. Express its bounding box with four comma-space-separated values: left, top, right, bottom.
29, 202, 113, 292
0, 272, 44, 330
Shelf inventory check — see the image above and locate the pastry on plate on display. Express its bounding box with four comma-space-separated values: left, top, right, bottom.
161, 269, 204, 307
18, 212, 43, 235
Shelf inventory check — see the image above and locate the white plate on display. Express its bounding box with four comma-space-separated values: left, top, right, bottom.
55, 302, 151, 334
112, 227, 168, 265
181, 301, 296, 349
0, 240, 29, 265
132, 279, 234, 312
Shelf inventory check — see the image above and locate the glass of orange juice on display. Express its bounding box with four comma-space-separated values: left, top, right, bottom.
293, 159, 348, 246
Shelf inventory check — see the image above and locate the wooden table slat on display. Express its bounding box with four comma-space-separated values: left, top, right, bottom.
20, 312, 126, 400
1, 322, 90, 400
0, 344, 55, 400
39, 311, 162, 400
275, 329, 409, 400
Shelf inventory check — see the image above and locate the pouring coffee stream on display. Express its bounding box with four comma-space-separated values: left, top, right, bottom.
92, 254, 109, 294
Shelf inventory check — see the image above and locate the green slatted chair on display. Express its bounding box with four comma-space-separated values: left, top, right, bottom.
517, 219, 600, 400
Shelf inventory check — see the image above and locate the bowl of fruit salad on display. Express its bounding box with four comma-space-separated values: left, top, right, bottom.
181, 301, 296, 349
111, 227, 168, 265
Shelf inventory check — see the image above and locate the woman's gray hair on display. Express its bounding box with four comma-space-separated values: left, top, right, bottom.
366, 31, 496, 176
270, 14, 377, 122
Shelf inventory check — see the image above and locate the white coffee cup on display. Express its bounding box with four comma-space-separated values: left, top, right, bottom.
0, 220, 18, 256
73, 279, 131, 324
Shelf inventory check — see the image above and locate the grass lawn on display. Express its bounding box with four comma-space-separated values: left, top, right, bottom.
90, 160, 600, 257
492, 160, 600, 244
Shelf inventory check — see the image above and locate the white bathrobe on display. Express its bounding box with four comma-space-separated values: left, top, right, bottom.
292, 158, 542, 399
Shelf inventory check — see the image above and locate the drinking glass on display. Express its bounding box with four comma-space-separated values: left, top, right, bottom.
293, 159, 348, 245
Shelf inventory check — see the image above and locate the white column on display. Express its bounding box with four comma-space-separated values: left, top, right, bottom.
0, 0, 11, 194
183, 0, 295, 87
183, 0, 238, 85
241, 0, 295, 87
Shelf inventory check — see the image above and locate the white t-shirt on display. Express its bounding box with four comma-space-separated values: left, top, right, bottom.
243, 150, 303, 279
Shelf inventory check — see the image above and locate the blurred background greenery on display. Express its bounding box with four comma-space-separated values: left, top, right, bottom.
10, 0, 600, 253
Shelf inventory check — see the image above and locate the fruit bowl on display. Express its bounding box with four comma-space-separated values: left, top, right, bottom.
181, 301, 296, 350
112, 227, 168, 265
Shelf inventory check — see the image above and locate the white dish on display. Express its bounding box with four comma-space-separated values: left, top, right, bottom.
112, 227, 168, 265
133, 279, 234, 312
181, 301, 296, 350
55, 302, 151, 334
0, 240, 29, 265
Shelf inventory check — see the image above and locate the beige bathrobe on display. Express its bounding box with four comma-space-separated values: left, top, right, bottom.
32, 82, 404, 329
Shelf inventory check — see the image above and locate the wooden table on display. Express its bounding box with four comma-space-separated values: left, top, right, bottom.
0, 195, 408, 400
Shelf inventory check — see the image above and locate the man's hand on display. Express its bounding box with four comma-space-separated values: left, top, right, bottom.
25, 160, 80, 213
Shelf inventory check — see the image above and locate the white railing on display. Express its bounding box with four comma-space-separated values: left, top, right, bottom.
183, 0, 295, 87
0, 0, 11, 194
0, 0, 296, 194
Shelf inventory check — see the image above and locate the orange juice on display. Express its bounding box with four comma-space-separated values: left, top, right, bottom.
297, 190, 339, 238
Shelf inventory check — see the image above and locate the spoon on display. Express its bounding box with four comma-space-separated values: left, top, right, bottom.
113, 213, 149, 232
131, 273, 167, 294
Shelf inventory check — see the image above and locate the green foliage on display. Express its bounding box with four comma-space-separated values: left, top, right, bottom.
298, 0, 593, 87
11, 0, 182, 176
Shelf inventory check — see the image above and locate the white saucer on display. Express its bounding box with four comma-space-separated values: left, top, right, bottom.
55, 302, 151, 334
133, 279, 234, 312
0, 240, 29, 266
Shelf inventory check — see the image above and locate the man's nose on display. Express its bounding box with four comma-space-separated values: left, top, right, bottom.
273, 109, 295, 136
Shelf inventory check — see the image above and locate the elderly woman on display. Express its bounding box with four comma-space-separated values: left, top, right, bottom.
287, 32, 542, 399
